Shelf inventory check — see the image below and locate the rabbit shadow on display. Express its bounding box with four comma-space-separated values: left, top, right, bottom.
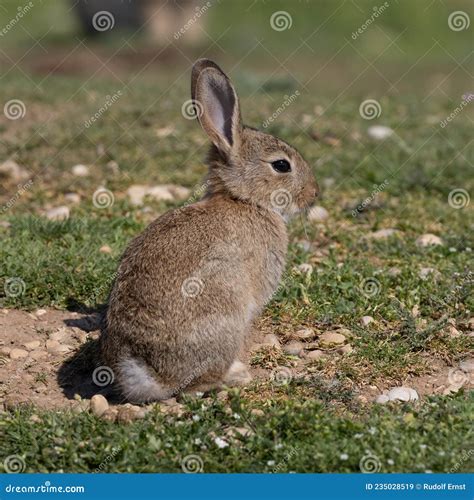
57, 308, 122, 404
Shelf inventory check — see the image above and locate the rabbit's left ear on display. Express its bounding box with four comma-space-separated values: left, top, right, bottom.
191, 59, 242, 155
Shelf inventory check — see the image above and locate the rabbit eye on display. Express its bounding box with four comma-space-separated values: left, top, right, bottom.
271, 159, 291, 173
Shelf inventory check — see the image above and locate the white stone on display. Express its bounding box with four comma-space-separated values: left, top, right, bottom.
127, 185, 148, 206
90, 394, 109, 417
308, 205, 329, 222
283, 340, 304, 356
72, 164, 89, 177
460, 358, 474, 373
64, 193, 81, 204
146, 185, 174, 202
46, 206, 69, 221
319, 332, 346, 346
360, 316, 374, 326
367, 125, 393, 140
306, 349, 325, 360
0, 160, 30, 181
10, 348, 28, 360
296, 263, 313, 275
416, 234, 443, 247
368, 228, 398, 239
387, 387, 419, 402
294, 328, 314, 340
262, 334, 281, 348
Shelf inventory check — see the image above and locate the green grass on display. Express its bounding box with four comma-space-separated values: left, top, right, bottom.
2, 392, 472, 473
0, 0, 472, 475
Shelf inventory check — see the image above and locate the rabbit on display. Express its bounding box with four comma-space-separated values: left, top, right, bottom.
100, 59, 319, 403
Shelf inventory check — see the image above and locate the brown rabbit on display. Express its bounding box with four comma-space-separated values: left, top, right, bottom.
100, 59, 318, 402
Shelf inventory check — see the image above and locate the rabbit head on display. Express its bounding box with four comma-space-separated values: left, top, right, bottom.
191, 59, 319, 217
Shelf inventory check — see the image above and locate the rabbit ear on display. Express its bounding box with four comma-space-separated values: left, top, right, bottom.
191, 59, 242, 154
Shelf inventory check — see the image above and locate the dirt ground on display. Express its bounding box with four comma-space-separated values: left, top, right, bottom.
0, 308, 471, 413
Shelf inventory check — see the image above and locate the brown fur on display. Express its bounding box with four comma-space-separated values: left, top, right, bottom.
100, 59, 318, 402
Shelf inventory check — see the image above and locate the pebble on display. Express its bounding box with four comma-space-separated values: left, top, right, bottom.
367, 125, 393, 140
72, 164, 89, 177
283, 340, 304, 356
127, 184, 191, 206
250, 408, 265, 417
306, 349, 325, 360
262, 334, 281, 348
308, 206, 329, 222
416, 234, 443, 247
45, 339, 62, 352
46, 206, 70, 221
127, 185, 148, 206
447, 326, 461, 338
30, 350, 48, 360
360, 316, 374, 326
0, 160, 30, 181
338, 345, 353, 355
64, 193, 81, 204
35, 309, 47, 317
296, 263, 313, 275
23, 340, 40, 350
101, 408, 118, 422
368, 228, 398, 239
99, 245, 112, 254
9, 348, 29, 360
386, 387, 419, 402
90, 394, 109, 417
419, 267, 439, 280
50, 329, 68, 342
319, 332, 346, 347
460, 358, 474, 373
294, 328, 314, 340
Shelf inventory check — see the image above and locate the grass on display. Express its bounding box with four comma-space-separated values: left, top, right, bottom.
2, 392, 472, 473
0, 0, 472, 475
